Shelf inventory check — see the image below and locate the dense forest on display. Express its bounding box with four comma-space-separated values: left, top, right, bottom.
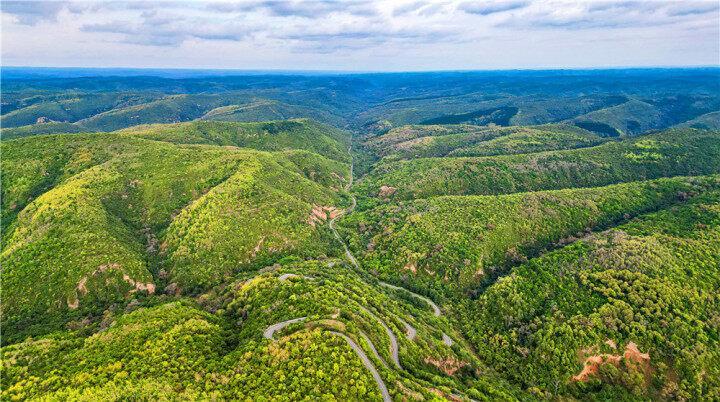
2, 69, 720, 401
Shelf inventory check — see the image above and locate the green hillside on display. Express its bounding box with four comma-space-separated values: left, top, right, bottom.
570, 99, 663, 136
1, 260, 522, 401
463, 189, 720, 400
365, 124, 608, 160
355, 129, 720, 206
0, 92, 163, 128
1, 120, 351, 341
1, 122, 87, 139
75, 94, 246, 131
338, 176, 720, 294
679, 111, 720, 129
446, 125, 609, 157
119, 119, 351, 163
200, 99, 344, 126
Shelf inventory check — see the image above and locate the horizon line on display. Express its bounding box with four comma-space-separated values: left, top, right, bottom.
3, 64, 720, 76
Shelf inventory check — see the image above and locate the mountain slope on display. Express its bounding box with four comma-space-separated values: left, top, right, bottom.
464, 189, 720, 399
355, 129, 720, 206
1, 121, 351, 341
339, 176, 720, 294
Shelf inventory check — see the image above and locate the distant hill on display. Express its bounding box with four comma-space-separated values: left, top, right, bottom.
355, 128, 720, 206
678, 110, 720, 129
2, 69, 718, 136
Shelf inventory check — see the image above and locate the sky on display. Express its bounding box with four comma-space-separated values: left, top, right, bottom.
1, 0, 719, 71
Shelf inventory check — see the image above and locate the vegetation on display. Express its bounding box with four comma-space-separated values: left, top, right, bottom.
1, 121, 351, 341
0, 92, 163, 128
2, 69, 720, 400
464, 190, 720, 399
118, 118, 351, 163
338, 176, 720, 294
1, 122, 87, 139
354, 129, 720, 206
365, 124, 608, 160
1, 260, 522, 401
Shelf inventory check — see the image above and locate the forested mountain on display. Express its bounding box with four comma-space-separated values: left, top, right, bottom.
2, 69, 720, 401
3, 68, 719, 137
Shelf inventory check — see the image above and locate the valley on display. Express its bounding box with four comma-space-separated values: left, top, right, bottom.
2, 69, 720, 401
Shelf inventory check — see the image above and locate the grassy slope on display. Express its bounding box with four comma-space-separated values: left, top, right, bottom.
1, 119, 349, 226
364, 124, 606, 160
365, 124, 513, 159
73, 94, 242, 132
571, 99, 664, 136
200, 99, 345, 127
446, 125, 608, 157
679, 111, 720, 130
1, 122, 87, 139
161, 149, 346, 290
355, 129, 720, 207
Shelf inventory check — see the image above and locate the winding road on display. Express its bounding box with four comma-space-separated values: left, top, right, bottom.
329, 331, 392, 402
263, 317, 306, 340
261, 145, 474, 401
360, 330, 389, 369
399, 318, 417, 340
360, 305, 402, 369
379, 282, 441, 317
263, 153, 393, 402
262, 318, 391, 402
263, 145, 467, 401
328, 155, 360, 270
379, 281, 454, 347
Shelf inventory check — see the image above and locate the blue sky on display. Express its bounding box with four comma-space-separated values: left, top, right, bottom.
2, 0, 718, 71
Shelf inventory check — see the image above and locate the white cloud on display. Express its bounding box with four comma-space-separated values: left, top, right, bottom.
1, 0, 718, 70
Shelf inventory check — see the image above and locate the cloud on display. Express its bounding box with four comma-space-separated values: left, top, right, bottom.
80, 11, 255, 47
2, 0, 718, 69
261, 0, 378, 17
206, 0, 378, 18
666, 1, 719, 17
495, 1, 720, 31
393, 1, 428, 16
1, 0, 70, 24
459, 0, 529, 15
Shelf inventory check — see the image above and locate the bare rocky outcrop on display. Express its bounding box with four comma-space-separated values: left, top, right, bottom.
424, 356, 467, 376
573, 341, 650, 382
164, 282, 180, 295
69, 263, 155, 309
307, 205, 342, 227
378, 185, 397, 200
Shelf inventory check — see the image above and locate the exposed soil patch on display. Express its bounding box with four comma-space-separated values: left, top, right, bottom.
573, 341, 650, 382
403, 262, 417, 274
424, 356, 467, 376
307, 205, 342, 227
378, 185, 397, 200
69, 263, 155, 309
